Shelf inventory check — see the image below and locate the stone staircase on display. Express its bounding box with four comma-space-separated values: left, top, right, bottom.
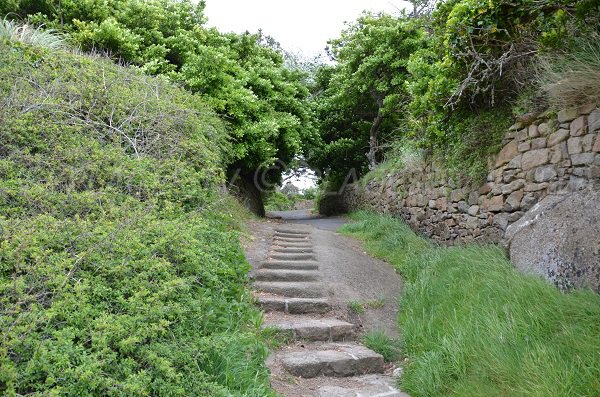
253, 226, 408, 397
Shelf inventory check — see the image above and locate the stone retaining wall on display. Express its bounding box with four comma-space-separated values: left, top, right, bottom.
342, 105, 600, 246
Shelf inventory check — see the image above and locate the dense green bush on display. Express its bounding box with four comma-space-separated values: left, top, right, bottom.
2, 0, 315, 189
0, 40, 274, 396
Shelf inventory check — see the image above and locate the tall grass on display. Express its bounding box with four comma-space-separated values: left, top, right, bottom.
539, 34, 600, 108
341, 211, 600, 397
0, 18, 67, 49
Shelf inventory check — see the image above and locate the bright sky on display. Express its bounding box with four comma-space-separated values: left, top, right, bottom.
204, 0, 412, 57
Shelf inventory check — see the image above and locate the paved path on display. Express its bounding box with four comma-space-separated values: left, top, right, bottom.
245, 211, 409, 397
266, 209, 349, 232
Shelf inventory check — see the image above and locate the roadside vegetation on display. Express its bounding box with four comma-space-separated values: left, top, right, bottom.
263, 186, 317, 212
0, 39, 275, 396
2, 0, 600, 395
341, 211, 600, 397
310, 0, 600, 185
1, 0, 316, 208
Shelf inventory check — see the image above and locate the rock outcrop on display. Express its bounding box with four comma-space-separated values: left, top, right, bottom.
505, 189, 600, 293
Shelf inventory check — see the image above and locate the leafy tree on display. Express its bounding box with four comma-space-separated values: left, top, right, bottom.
3, 0, 315, 212
310, 14, 424, 185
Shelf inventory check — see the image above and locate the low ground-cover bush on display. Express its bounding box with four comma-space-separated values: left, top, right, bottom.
264, 188, 316, 212
0, 40, 275, 396
341, 211, 600, 397
263, 191, 295, 211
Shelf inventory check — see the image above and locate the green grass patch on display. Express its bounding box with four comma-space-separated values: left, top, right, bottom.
361, 330, 403, 363
341, 211, 600, 397
347, 297, 387, 314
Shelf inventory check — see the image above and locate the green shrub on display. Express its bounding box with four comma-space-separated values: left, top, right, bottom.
301, 187, 318, 200
0, 41, 275, 396
263, 191, 295, 211
341, 211, 600, 397
439, 107, 513, 183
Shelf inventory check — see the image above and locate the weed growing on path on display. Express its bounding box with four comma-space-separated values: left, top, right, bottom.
347, 297, 386, 315
341, 211, 600, 397
347, 300, 367, 314
366, 297, 386, 309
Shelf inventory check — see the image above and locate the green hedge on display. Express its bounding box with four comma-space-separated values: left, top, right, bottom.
0, 41, 274, 396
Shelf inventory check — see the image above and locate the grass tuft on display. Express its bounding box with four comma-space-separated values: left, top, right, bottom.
0, 18, 67, 49
539, 34, 600, 109
341, 211, 600, 397
347, 300, 366, 314
347, 297, 386, 314
361, 330, 403, 362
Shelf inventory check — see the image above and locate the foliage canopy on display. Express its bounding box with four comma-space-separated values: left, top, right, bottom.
309, 0, 600, 186
2, 0, 314, 187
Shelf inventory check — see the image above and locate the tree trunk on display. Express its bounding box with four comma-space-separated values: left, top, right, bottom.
367, 109, 384, 170
228, 170, 266, 217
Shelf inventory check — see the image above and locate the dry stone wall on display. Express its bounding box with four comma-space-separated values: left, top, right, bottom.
342, 104, 600, 247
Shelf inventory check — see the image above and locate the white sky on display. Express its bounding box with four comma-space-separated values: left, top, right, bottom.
204, 0, 411, 57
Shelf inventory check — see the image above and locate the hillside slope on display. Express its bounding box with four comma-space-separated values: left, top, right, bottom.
0, 41, 274, 396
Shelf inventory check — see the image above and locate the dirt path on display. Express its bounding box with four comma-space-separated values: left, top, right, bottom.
244, 210, 409, 397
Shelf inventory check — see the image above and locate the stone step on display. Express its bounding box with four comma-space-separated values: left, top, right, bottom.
264, 317, 354, 341
254, 281, 325, 298
254, 269, 320, 282
260, 260, 319, 271
272, 247, 314, 254
279, 343, 384, 378
274, 233, 311, 239
273, 236, 311, 243
273, 241, 313, 248
275, 228, 310, 236
269, 253, 316, 261
317, 375, 410, 397
258, 296, 331, 314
